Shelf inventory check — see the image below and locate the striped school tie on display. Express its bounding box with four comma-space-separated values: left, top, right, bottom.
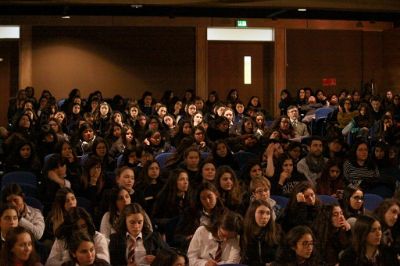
127, 237, 137, 266
214, 240, 223, 262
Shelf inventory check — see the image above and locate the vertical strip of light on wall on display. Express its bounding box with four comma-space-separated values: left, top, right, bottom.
244, 56, 252, 84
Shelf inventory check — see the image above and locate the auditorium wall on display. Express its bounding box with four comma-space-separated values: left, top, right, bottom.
31, 26, 196, 101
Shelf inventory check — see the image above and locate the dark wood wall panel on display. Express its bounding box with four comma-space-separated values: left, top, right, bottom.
287, 29, 363, 95
31, 27, 195, 100
383, 30, 400, 92
0, 40, 19, 126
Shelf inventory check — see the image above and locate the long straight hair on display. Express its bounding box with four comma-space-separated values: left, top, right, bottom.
117, 203, 151, 235
0, 226, 40, 266
242, 200, 280, 253
352, 215, 381, 264
215, 165, 242, 206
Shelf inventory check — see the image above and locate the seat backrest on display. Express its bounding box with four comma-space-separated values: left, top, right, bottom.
76, 197, 93, 213
234, 151, 256, 170
2, 171, 37, 187
79, 153, 90, 166
270, 195, 289, 208
200, 152, 210, 160
363, 193, 384, 211
116, 153, 124, 168
318, 194, 339, 205
25, 196, 44, 213
43, 153, 56, 165
155, 152, 174, 170
315, 107, 333, 120
3, 183, 39, 198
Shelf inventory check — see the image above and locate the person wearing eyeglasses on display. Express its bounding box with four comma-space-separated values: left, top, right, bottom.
249, 176, 281, 220
340, 215, 399, 265
272, 225, 319, 265
187, 211, 242, 266
343, 140, 380, 193
340, 185, 366, 227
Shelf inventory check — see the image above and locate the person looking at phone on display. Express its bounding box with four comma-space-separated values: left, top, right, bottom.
316, 159, 345, 198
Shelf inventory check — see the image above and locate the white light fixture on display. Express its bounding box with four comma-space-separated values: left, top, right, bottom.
61, 6, 71, 19
207, 28, 274, 41
131, 4, 143, 8
297, 8, 307, 12
0, 26, 20, 39
244, 56, 252, 85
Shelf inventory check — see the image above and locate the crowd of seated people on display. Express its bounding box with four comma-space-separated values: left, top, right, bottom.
0, 86, 400, 265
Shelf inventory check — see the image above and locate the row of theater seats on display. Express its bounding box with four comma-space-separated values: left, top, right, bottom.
271, 193, 383, 211
0, 170, 93, 213
1, 170, 385, 214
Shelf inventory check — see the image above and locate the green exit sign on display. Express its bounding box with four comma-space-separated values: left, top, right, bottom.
236, 20, 247, 27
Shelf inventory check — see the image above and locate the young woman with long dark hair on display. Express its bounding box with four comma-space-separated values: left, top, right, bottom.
312, 204, 351, 265
109, 203, 167, 266
340, 215, 399, 265
215, 166, 244, 214
152, 169, 195, 245
43, 188, 77, 243
373, 199, 400, 249
241, 200, 281, 266
46, 207, 109, 266
99, 187, 131, 241
273, 225, 319, 266
0, 226, 42, 266
279, 181, 321, 232
62, 231, 110, 266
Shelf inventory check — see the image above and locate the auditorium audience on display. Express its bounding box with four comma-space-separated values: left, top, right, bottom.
3, 86, 400, 264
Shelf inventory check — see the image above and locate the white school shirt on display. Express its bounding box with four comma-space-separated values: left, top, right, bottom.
187, 226, 241, 266
126, 232, 147, 266
45, 231, 109, 266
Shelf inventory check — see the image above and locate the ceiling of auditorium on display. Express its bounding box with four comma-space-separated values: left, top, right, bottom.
0, 0, 399, 21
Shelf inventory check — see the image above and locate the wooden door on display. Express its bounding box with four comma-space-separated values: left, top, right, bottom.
208, 41, 265, 108
0, 40, 19, 126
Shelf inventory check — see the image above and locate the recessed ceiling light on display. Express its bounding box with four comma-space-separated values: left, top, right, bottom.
61, 6, 70, 19
131, 4, 143, 8
297, 8, 307, 12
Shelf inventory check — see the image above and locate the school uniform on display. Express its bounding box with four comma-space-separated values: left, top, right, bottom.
187, 226, 241, 266
109, 230, 168, 266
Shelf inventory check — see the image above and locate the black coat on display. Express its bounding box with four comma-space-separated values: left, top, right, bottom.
62, 258, 110, 266
242, 230, 278, 266
339, 246, 400, 266
279, 202, 320, 232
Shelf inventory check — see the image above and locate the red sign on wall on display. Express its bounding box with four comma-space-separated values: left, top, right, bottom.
322, 78, 336, 86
